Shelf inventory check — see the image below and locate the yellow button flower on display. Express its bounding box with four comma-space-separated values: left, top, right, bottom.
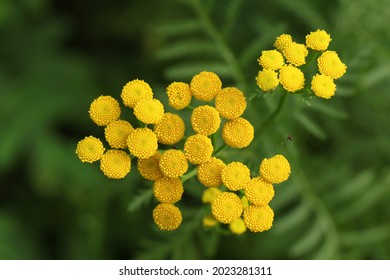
201, 187, 222, 203
241, 195, 249, 209
104, 120, 134, 149
166, 82, 192, 110
203, 214, 218, 227
127, 128, 158, 159
257, 50, 284, 70
154, 112, 185, 145
243, 205, 274, 233
311, 74, 336, 99
153, 203, 182, 231
99, 149, 131, 179
190, 71, 222, 101
89, 95, 121, 126
153, 177, 184, 204
197, 157, 225, 188
283, 42, 308, 67
215, 87, 247, 119
306, 29, 331, 51
317, 50, 347, 79
229, 218, 247, 235
184, 134, 213, 165
133, 98, 164, 124
190, 105, 221, 136
211, 192, 243, 224
222, 117, 254, 148
244, 177, 275, 206
259, 154, 291, 184
121, 79, 153, 108
137, 151, 164, 181
279, 65, 305, 92
221, 161, 251, 191
159, 149, 188, 178
76, 136, 105, 163
256, 69, 279, 92
274, 34, 293, 52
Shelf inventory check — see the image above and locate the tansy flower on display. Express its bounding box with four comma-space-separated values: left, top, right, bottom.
257, 50, 284, 70
259, 154, 291, 184
166, 82, 192, 110
154, 113, 185, 145
99, 149, 131, 179
221, 161, 251, 191
133, 98, 164, 124
215, 87, 247, 119
190, 105, 221, 136
283, 42, 308, 67
203, 214, 218, 227
153, 177, 184, 204
317, 50, 347, 79
306, 29, 331, 51
89, 95, 121, 126
256, 69, 279, 92
137, 152, 164, 181
153, 203, 182, 231
243, 205, 274, 233
222, 117, 254, 148
104, 120, 134, 149
241, 196, 249, 209
244, 177, 275, 206
197, 157, 225, 188
311, 74, 336, 99
274, 34, 293, 52
279, 65, 305, 92
127, 128, 158, 159
121, 79, 153, 108
211, 192, 243, 224
229, 218, 247, 235
76, 136, 105, 163
202, 187, 222, 203
159, 149, 188, 178
190, 71, 222, 101
184, 134, 213, 165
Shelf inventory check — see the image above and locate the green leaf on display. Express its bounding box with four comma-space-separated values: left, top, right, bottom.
341, 225, 390, 247
310, 101, 348, 120
155, 20, 202, 37
156, 39, 217, 61
295, 113, 327, 140
290, 219, 323, 257
273, 201, 311, 234
164, 62, 233, 80
127, 188, 153, 212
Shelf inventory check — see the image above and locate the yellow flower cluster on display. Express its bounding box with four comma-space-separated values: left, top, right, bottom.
256, 30, 346, 99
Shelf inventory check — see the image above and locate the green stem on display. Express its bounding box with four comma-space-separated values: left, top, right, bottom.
181, 166, 198, 183
257, 93, 288, 135
213, 143, 227, 155
302, 51, 321, 70
187, 105, 195, 110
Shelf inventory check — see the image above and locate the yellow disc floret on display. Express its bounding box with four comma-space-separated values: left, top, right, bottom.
211, 192, 243, 224
184, 134, 213, 165
104, 120, 134, 149
257, 50, 284, 70
154, 113, 185, 145
229, 218, 247, 235
215, 87, 247, 119
274, 34, 293, 52
259, 154, 291, 184
222, 117, 254, 148
166, 82, 192, 110
99, 149, 131, 179
159, 149, 188, 178
283, 42, 308, 67
221, 161, 251, 191
153, 177, 184, 204
202, 187, 222, 203
279, 65, 305, 92
153, 203, 182, 231
197, 157, 225, 188
190, 105, 221, 136
76, 136, 105, 163
244, 177, 275, 206
127, 128, 158, 159
317, 50, 347, 79
89, 95, 121, 126
311, 74, 336, 99
137, 151, 164, 181
256, 69, 279, 92
121, 79, 153, 108
243, 205, 274, 233
133, 98, 164, 124
306, 29, 331, 51
190, 71, 222, 101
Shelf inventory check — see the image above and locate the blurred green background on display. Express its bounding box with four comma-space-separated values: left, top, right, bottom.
1, 0, 390, 260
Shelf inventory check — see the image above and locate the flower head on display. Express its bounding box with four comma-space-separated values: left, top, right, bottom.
279, 65, 305, 92
241, 195, 249, 209
257, 50, 284, 70
259, 154, 291, 184
283, 42, 308, 67
190, 71, 222, 101
153, 177, 184, 204
89, 95, 121, 126
215, 87, 247, 119
127, 128, 158, 159
229, 218, 247, 235
197, 157, 225, 188
203, 214, 218, 227
221, 161, 251, 191
274, 34, 293, 52
243, 205, 274, 233
202, 187, 222, 203
154, 113, 185, 145
190, 105, 221, 136
211, 192, 243, 224
222, 117, 254, 148
159, 149, 188, 178
244, 177, 275, 206
306, 29, 331, 51
121, 79, 153, 108
153, 203, 182, 231
100, 149, 131, 179
184, 134, 213, 165
76, 136, 105, 163
311, 74, 336, 99
137, 152, 164, 181
256, 69, 279, 92
134, 98, 164, 124
166, 82, 192, 110
104, 120, 134, 149
317, 50, 347, 79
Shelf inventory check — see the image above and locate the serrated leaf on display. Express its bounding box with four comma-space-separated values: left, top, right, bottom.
341, 225, 390, 247
273, 201, 311, 234
361, 63, 390, 89
155, 20, 202, 37
290, 220, 323, 257
156, 39, 217, 61
310, 101, 348, 120
295, 113, 327, 140
127, 188, 153, 212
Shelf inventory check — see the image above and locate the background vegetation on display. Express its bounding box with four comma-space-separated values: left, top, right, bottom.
1, 0, 389, 259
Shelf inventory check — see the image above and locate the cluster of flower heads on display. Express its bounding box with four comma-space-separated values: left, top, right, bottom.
75, 70, 291, 234
256, 29, 347, 99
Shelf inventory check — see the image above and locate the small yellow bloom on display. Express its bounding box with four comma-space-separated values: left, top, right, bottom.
197, 157, 225, 188
222, 117, 254, 149
211, 192, 243, 224
154, 113, 185, 145
202, 187, 222, 203
214, 87, 247, 119
259, 154, 291, 184
121, 79, 153, 108
190, 71, 222, 101
244, 177, 275, 206
89, 95, 121, 126
311, 74, 336, 99
127, 128, 158, 159
184, 134, 213, 165
76, 136, 105, 163
166, 82, 192, 110
241, 195, 249, 209
229, 218, 247, 235
104, 120, 134, 149
256, 69, 279, 92
190, 105, 221, 136
317, 50, 347, 79
153, 177, 184, 204
257, 50, 284, 70
274, 34, 293, 52
100, 149, 131, 179
221, 161, 251, 191
279, 65, 305, 92
133, 98, 164, 124
159, 149, 188, 178
137, 152, 164, 181
243, 205, 274, 233
153, 203, 182, 231
306, 29, 331, 51
203, 214, 218, 227
283, 42, 308, 67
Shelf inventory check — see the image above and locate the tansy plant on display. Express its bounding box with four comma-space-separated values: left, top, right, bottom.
76, 29, 346, 236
